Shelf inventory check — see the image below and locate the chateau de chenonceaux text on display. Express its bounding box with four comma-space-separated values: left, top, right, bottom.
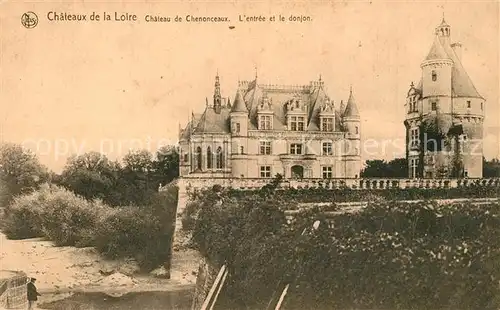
45, 11, 312, 23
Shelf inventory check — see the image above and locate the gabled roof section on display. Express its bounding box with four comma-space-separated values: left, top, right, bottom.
425, 35, 450, 61
193, 106, 231, 134
179, 113, 202, 140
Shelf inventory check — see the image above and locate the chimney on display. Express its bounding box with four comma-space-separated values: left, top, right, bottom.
451, 42, 462, 60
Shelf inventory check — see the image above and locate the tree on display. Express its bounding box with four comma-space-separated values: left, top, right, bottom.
151, 146, 179, 188
60, 152, 119, 203
483, 157, 500, 178
361, 158, 407, 178
0, 143, 49, 206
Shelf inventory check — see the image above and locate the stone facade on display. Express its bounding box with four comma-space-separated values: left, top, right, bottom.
404, 18, 485, 179
178, 74, 361, 180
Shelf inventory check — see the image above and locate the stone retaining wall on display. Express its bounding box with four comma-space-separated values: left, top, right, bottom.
0, 271, 27, 309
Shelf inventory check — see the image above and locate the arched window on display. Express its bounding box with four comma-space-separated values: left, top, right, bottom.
216, 147, 224, 169
431, 70, 437, 82
196, 147, 202, 171
207, 147, 212, 169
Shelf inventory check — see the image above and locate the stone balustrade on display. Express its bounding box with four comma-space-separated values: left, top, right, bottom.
166, 177, 500, 193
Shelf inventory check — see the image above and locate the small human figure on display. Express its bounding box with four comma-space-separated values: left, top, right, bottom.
27, 277, 41, 309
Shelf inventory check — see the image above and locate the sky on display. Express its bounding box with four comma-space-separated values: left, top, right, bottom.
1, 0, 499, 173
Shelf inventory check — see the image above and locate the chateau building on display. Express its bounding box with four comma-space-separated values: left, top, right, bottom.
405, 18, 485, 179
178, 74, 361, 179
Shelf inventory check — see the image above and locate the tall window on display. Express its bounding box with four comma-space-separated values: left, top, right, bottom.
431, 101, 437, 111
355, 126, 359, 134
290, 143, 303, 155
196, 147, 202, 170
431, 70, 437, 82
410, 128, 419, 149
467, 100, 471, 108
216, 147, 223, 169
240, 146, 244, 154
410, 158, 418, 179
259, 141, 271, 155
290, 116, 305, 131
183, 154, 188, 162
322, 142, 333, 155
409, 97, 418, 113
322, 166, 333, 179
259, 115, 272, 130
260, 166, 271, 178
481, 102, 483, 110
321, 117, 334, 131
232, 122, 241, 134
206, 147, 212, 169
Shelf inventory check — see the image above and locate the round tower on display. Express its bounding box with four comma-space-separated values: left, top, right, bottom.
342, 87, 361, 178
229, 88, 249, 178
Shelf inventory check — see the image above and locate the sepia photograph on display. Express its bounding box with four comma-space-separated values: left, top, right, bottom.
0, 1, 499, 309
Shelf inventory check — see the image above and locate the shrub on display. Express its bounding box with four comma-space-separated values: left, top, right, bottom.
38, 187, 107, 247
2, 193, 44, 239
2, 184, 110, 246
188, 188, 500, 310
94, 187, 177, 271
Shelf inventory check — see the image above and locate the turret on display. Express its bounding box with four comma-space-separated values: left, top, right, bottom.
421, 34, 453, 110
343, 87, 360, 138
342, 87, 361, 178
230, 89, 249, 177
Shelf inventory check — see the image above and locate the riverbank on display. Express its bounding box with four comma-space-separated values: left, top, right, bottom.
0, 232, 200, 308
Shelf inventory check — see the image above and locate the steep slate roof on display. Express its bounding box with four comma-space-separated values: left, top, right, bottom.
441, 42, 483, 98
240, 80, 336, 131
193, 106, 231, 134
420, 24, 483, 99
181, 78, 353, 139
343, 89, 360, 118
425, 35, 450, 61
230, 89, 247, 113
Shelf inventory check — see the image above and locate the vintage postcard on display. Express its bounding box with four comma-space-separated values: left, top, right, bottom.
0, 1, 499, 309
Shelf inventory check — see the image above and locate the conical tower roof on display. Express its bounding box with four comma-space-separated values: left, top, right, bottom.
343, 88, 360, 118
424, 35, 450, 61
231, 89, 248, 113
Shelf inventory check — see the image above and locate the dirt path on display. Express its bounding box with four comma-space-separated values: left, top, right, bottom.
0, 232, 200, 305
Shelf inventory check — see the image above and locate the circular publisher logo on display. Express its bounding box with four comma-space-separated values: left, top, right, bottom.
21, 12, 38, 29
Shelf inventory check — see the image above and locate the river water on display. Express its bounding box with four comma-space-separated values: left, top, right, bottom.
39, 290, 194, 310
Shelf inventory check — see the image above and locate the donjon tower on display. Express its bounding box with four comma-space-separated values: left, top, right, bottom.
404, 17, 485, 179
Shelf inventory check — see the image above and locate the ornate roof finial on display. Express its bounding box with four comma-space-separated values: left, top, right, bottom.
350, 84, 353, 94
255, 66, 258, 80
319, 74, 322, 82
411, 81, 414, 87
206, 97, 209, 107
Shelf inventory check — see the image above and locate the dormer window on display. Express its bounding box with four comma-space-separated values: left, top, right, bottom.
290, 116, 305, 131
481, 102, 483, 110
321, 117, 334, 132
431, 70, 437, 82
259, 115, 272, 130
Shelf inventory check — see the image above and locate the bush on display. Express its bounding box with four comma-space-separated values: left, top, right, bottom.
2, 184, 108, 246
188, 188, 500, 310
94, 187, 177, 271
2, 193, 44, 239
